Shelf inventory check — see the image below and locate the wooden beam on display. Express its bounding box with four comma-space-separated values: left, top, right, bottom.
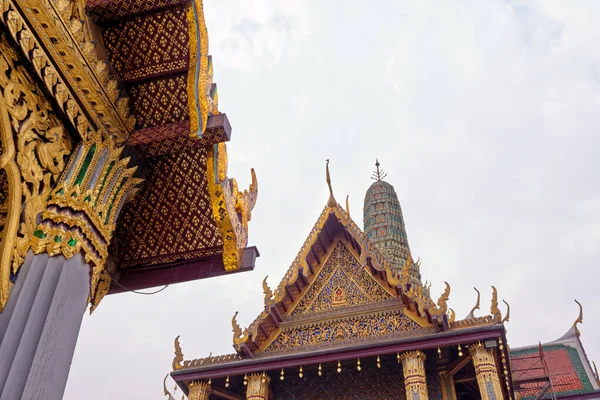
449, 354, 472, 377
108, 247, 259, 295
454, 374, 476, 384
268, 311, 280, 329
309, 247, 320, 267
212, 386, 244, 400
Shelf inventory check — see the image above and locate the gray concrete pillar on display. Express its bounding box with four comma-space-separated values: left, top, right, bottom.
0, 251, 89, 400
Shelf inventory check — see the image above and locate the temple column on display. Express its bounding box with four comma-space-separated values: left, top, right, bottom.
400, 350, 429, 400
188, 381, 212, 400
439, 371, 458, 400
246, 373, 270, 400
0, 138, 142, 400
469, 342, 505, 400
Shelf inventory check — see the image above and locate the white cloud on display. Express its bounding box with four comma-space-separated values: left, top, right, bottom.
64, 1, 600, 398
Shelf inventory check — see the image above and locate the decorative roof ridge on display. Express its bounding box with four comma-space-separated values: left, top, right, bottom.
450, 286, 509, 330
282, 298, 402, 324
229, 163, 454, 355
552, 299, 584, 343
280, 308, 413, 331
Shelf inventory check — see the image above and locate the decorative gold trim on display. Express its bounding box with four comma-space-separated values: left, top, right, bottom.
186, 0, 216, 138
573, 299, 583, 337
490, 286, 502, 323
470, 342, 505, 400
172, 336, 184, 371
246, 373, 270, 400
400, 350, 429, 400
206, 143, 258, 272
0, 0, 135, 143
0, 34, 73, 310
188, 380, 211, 400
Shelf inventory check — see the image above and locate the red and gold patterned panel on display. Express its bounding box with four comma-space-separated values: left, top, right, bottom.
127, 120, 227, 158
114, 146, 222, 267
128, 73, 189, 129
88, 0, 188, 24
101, 5, 190, 82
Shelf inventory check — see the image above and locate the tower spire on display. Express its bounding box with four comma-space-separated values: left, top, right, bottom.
371, 159, 387, 182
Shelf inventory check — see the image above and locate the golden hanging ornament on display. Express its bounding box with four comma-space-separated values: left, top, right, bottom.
299, 366, 303, 378
318, 363, 323, 376
261, 371, 266, 383
357, 358, 361, 371
438, 347, 442, 358
243, 373, 248, 386
225, 376, 229, 388
458, 344, 463, 357
397, 352, 400, 364
337, 361, 342, 373
377, 355, 381, 368
280, 368, 285, 381
208, 378, 211, 385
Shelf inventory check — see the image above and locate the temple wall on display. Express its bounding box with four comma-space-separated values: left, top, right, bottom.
271, 360, 406, 400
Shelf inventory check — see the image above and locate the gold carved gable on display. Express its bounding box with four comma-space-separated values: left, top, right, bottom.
291, 241, 394, 316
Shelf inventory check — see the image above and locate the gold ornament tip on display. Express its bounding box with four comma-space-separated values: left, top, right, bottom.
325, 159, 336, 207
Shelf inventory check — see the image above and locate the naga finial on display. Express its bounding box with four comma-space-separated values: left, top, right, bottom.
431, 281, 451, 317
573, 299, 583, 337
172, 336, 184, 371
262, 276, 273, 308
593, 361, 600, 384
326, 159, 336, 207
232, 311, 242, 341
346, 194, 350, 217
502, 300, 510, 324
467, 287, 481, 319
448, 308, 456, 324
163, 375, 175, 400
371, 159, 387, 182
491, 286, 502, 323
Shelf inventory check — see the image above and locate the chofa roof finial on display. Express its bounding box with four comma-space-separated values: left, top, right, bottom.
326, 159, 336, 207
371, 159, 387, 182
573, 299, 583, 337
346, 195, 350, 216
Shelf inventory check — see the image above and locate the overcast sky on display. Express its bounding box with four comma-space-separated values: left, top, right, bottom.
64, 1, 600, 398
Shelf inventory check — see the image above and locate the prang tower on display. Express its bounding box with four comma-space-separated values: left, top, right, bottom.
363, 160, 420, 285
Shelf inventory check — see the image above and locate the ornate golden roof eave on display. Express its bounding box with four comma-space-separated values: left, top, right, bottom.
206, 143, 258, 272
231, 202, 453, 353
0, 0, 135, 144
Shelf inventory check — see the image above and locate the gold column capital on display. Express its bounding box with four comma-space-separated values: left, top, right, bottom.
246, 373, 270, 400
187, 381, 211, 400
469, 342, 505, 400
400, 350, 429, 400
439, 370, 458, 400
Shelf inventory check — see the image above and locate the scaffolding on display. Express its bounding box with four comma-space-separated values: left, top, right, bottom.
512, 343, 556, 400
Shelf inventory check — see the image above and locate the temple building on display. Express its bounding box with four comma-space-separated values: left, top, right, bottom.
168, 162, 600, 400
0, 1, 258, 398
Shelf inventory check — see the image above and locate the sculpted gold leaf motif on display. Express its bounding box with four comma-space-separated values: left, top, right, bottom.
262, 276, 273, 308
430, 281, 450, 317
172, 336, 184, 371
573, 299, 583, 337
326, 159, 336, 207
163, 375, 176, 400
207, 144, 258, 272
466, 287, 481, 320
0, 33, 73, 310
490, 286, 502, 323
448, 308, 456, 324
502, 300, 510, 324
